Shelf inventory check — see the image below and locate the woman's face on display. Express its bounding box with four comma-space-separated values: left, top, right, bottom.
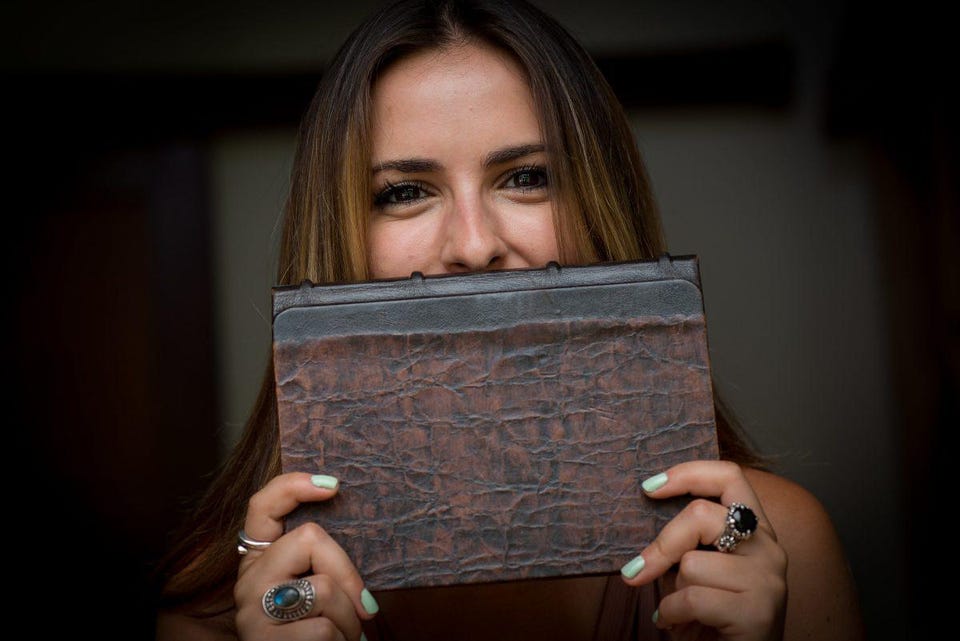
367, 42, 561, 279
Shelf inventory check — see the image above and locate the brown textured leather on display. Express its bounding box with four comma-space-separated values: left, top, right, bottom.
274, 259, 718, 591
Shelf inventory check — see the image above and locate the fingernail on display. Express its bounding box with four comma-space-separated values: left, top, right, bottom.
620, 554, 646, 579
361, 634, 368, 641
361, 588, 379, 615
652, 608, 660, 624
311, 474, 339, 489
642, 472, 668, 493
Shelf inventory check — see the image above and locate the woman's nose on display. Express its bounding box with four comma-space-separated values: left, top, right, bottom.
440, 196, 508, 273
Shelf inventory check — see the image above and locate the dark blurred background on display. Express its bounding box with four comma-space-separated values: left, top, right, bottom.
5, 1, 954, 638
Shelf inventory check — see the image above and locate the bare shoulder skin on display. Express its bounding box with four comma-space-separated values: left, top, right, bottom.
743, 468, 865, 641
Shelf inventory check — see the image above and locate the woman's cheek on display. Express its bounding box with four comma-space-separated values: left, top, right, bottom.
502, 202, 561, 265
368, 217, 440, 279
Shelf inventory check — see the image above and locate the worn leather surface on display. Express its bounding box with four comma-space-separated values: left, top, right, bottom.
272, 256, 702, 320
276, 310, 718, 591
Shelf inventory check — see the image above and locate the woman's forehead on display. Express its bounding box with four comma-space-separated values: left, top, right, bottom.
370, 43, 541, 162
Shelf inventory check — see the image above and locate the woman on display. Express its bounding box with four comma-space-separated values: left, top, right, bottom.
157, 1, 864, 639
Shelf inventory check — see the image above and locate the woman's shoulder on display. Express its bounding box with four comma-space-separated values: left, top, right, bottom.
742, 466, 865, 641
743, 468, 830, 526
742, 467, 848, 555
742, 467, 847, 574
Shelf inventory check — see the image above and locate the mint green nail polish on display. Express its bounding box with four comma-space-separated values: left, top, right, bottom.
311, 474, 338, 489
620, 554, 645, 579
361, 634, 368, 641
361, 588, 379, 615
642, 472, 668, 493
652, 609, 660, 624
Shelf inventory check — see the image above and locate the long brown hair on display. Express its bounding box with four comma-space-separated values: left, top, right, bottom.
159, 0, 768, 615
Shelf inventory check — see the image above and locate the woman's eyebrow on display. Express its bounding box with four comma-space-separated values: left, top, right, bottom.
371, 143, 545, 175
372, 158, 441, 174
483, 143, 545, 167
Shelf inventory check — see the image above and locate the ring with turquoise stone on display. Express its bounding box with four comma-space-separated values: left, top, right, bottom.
262, 578, 316, 622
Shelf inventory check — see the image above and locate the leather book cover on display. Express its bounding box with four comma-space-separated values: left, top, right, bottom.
272, 255, 719, 591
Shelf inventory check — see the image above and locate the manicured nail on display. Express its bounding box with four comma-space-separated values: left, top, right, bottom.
652, 608, 660, 624
311, 474, 339, 489
360, 634, 368, 641
620, 554, 646, 579
642, 472, 668, 493
361, 588, 379, 615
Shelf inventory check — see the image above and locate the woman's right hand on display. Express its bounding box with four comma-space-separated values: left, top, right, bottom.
234, 472, 378, 641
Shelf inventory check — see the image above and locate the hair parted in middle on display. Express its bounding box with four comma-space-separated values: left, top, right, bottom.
279, 0, 664, 288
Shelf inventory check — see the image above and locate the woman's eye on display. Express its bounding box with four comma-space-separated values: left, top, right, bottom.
374, 182, 428, 207
503, 166, 548, 190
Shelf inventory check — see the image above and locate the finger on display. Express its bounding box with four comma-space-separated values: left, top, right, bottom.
242, 522, 379, 621
654, 582, 786, 634
641, 461, 774, 538
310, 574, 363, 637
244, 472, 341, 542
673, 550, 745, 593
257, 574, 362, 640
672, 544, 783, 593
285, 618, 348, 641
622, 498, 771, 585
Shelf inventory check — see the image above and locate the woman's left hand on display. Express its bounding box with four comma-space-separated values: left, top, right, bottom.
621, 460, 788, 641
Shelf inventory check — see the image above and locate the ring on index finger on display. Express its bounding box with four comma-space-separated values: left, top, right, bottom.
713, 503, 758, 553
238, 529, 274, 556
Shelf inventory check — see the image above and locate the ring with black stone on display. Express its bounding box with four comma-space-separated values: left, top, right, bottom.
237, 529, 273, 556
713, 503, 758, 553
262, 579, 316, 622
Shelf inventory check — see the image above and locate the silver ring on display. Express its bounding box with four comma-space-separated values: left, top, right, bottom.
713, 502, 758, 553
238, 529, 273, 556
262, 579, 316, 622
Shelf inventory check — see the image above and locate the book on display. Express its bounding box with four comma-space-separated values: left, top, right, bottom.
273, 255, 718, 590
